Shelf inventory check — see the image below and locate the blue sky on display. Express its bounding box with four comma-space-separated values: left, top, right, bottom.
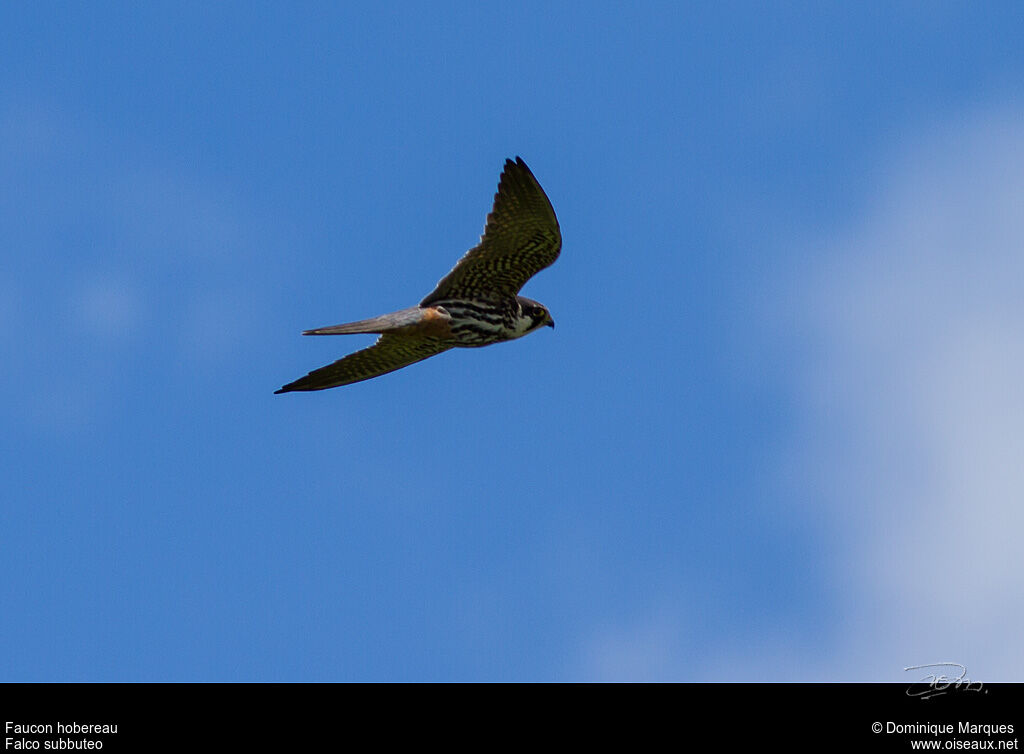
3, 2, 1024, 681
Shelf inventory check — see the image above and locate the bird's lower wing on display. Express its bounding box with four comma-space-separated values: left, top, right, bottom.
275, 334, 453, 393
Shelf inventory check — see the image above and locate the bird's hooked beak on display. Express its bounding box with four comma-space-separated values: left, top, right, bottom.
546, 316, 555, 329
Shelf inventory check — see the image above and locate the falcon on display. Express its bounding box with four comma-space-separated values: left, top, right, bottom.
275, 157, 561, 393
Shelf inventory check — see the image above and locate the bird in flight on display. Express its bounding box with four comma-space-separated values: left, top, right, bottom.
276, 157, 561, 393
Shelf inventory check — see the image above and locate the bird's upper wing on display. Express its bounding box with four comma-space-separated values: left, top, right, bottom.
420, 157, 561, 305
275, 334, 453, 392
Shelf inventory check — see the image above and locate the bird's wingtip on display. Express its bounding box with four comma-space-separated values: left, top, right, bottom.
507, 156, 536, 179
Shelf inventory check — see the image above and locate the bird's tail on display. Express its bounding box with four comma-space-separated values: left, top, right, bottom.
302, 306, 432, 336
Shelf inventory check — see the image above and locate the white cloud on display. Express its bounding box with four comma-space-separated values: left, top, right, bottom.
784, 107, 1024, 680
74, 276, 145, 341
575, 108, 1024, 682
2, 97, 272, 432
580, 611, 686, 682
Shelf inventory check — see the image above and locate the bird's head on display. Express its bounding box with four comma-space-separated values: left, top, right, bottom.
518, 296, 555, 331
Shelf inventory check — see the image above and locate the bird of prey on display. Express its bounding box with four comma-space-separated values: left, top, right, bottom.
275, 157, 561, 393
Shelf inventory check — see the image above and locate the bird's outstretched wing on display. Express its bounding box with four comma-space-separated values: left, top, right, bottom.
275, 334, 453, 392
420, 157, 561, 305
